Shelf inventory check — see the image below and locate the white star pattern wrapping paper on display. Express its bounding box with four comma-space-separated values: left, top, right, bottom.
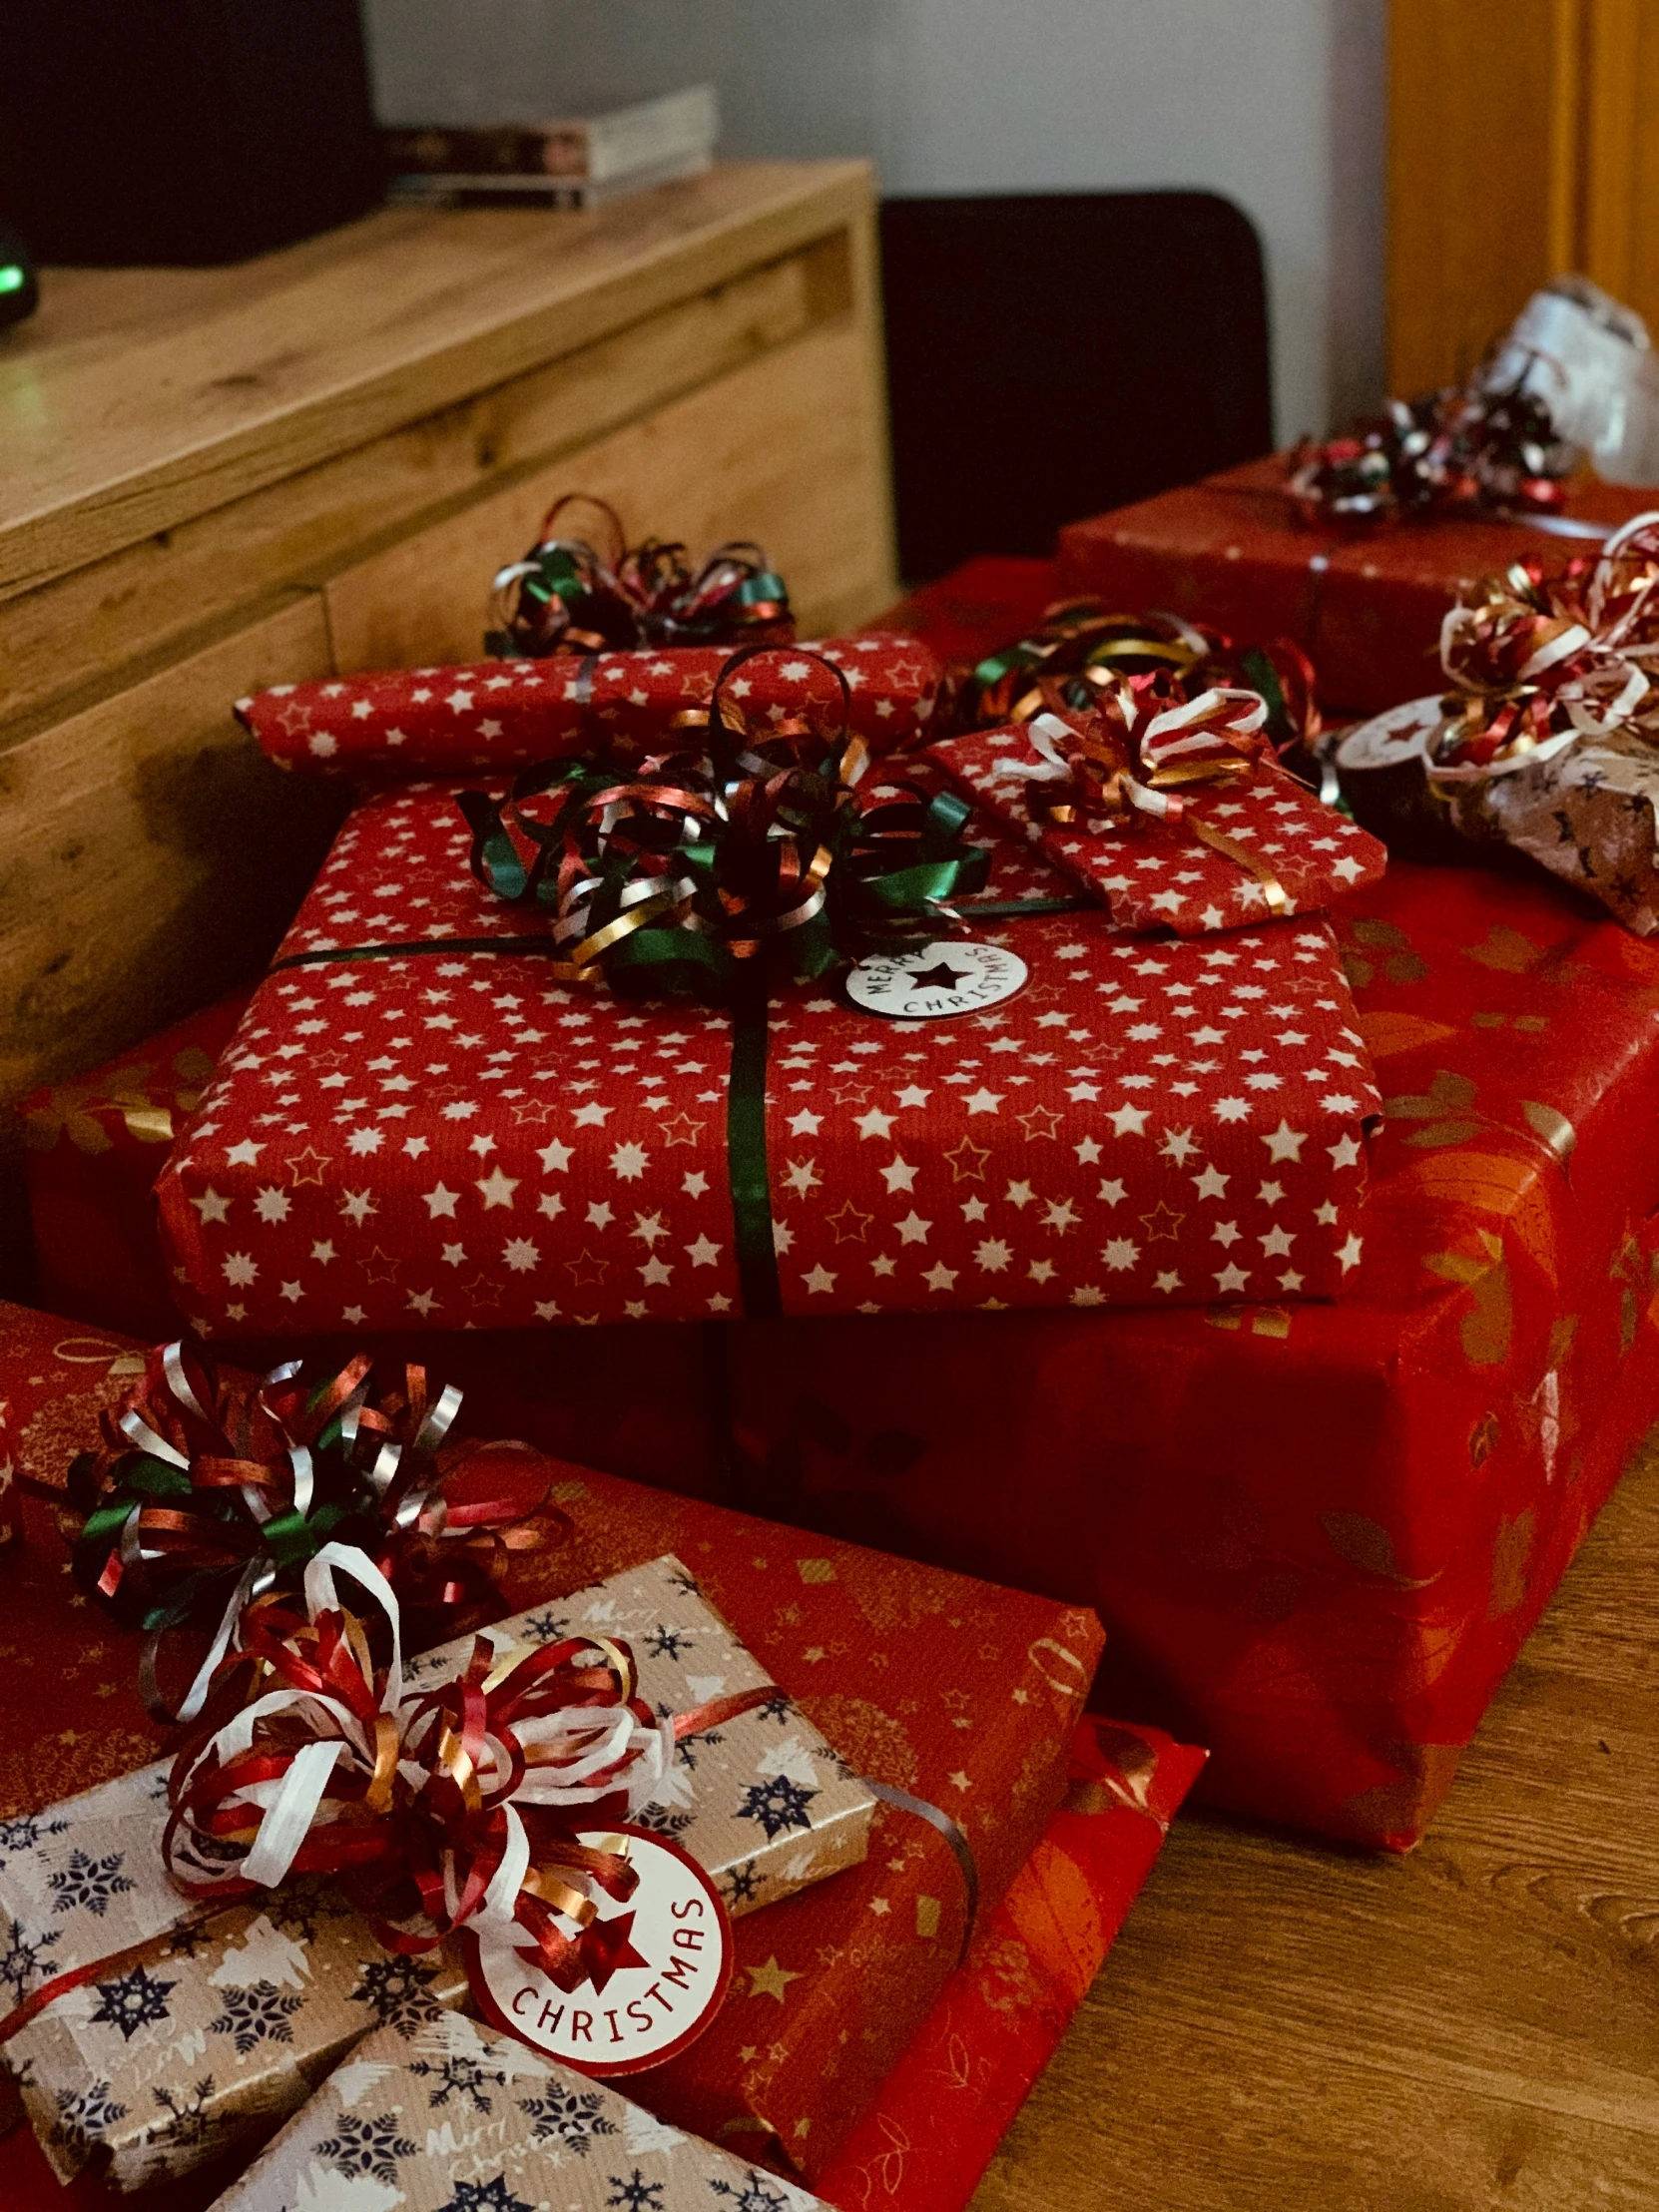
237, 636, 945, 781
928, 720, 1386, 935
153, 775, 1382, 1333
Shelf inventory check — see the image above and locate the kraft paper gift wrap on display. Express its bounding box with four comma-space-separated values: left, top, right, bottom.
206, 2013, 833, 2212
0, 1556, 873, 2188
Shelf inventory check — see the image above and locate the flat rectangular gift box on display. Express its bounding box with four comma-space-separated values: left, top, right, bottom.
0, 1336, 1103, 2186
151, 779, 1382, 1336
0, 1555, 875, 2188
1056, 454, 1659, 717
0, 1712, 1202, 2212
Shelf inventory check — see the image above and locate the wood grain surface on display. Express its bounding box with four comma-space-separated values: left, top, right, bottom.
0, 163, 896, 1115
970, 1427, 1659, 2210
0, 161, 871, 600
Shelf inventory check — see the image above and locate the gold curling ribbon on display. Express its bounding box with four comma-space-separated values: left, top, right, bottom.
1188, 819, 1291, 916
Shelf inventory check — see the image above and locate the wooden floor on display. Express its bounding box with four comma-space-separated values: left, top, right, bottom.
974, 1431, 1659, 2211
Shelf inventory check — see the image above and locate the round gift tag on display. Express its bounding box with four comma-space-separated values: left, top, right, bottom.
1333, 696, 1466, 861
845, 938, 1028, 1020
472, 1826, 733, 2077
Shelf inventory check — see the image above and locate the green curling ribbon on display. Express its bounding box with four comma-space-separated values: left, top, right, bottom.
458, 643, 992, 1311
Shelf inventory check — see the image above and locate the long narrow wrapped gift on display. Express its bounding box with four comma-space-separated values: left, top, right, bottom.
152, 772, 1382, 1334
206, 2014, 836, 2212
0, 1320, 1103, 2185
237, 633, 945, 780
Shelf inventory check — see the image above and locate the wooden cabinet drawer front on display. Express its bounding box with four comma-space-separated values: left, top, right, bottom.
325, 316, 892, 673
0, 230, 855, 736
0, 601, 340, 1105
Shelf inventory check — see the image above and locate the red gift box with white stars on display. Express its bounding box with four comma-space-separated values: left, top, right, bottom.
237, 635, 945, 781
928, 719, 1387, 936
151, 777, 1382, 1341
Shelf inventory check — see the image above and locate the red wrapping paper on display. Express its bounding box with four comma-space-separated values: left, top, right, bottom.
16, 991, 255, 1341
728, 854, 1659, 1847
238, 635, 945, 779
816, 1713, 1204, 2212
0, 1301, 1103, 2184
1057, 455, 1659, 715
930, 721, 1386, 934
150, 777, 1382, 1333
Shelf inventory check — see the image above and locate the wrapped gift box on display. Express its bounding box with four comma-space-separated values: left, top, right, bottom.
151, 780, 1382, 1335
0, 1325, 1102, 2182
3, 1713, 1202, 2212
727, 850, 1659, 1847
208, 2013, 837, 2212
238, 634, 945, 781
0, 1554, 875, 2188
930, 717, 1386, 934
17, 992, 255, 1341
816, 1712, 1205, 2212
1056, 455, 1659, 716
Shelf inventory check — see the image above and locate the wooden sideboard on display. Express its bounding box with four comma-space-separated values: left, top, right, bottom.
0, 160, 896, 1115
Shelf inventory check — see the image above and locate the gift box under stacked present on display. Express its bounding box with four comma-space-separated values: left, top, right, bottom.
26, 557, 1659, 1849
0, 1300, 1168, 2206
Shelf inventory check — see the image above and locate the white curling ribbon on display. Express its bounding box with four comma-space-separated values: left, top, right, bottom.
242, 1740, 346, 1888
304, 1541, 405, 1712
996, 711, 1181, 821
480, 1804, 533, 1929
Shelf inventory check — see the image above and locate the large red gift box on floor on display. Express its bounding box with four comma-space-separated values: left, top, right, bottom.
1056, 455, 1659, 716
0, 1297, 1108, 2193
726, 853, 1659, 1849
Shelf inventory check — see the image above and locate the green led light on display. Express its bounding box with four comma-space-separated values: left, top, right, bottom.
0, 267, 26, 295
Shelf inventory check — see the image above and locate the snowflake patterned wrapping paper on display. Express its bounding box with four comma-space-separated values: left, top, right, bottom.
927, 720, 1386, 935
237, 636, 944, 781
0, 1342, 1101, 2189
0, 1556, 873, 2189
1341, 694, 1659, 938
151, 779, 1382, 1336
207, 2014, 831, 2212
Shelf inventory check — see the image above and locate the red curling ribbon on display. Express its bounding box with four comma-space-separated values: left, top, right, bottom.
66, 1343, 566, 1726
1287, 365, 1574, 527
1428, 509, 1659, 785
486, 492, 797, 661
0, 1543, 786, 2048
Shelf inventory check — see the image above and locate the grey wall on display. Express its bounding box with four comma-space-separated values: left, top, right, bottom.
363, 0, 1387, 443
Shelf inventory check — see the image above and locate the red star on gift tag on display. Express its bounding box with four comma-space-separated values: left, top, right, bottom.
572, 1909, 650, 1995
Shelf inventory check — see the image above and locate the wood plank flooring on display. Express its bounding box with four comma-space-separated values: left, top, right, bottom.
974, 1431, 1659, 2210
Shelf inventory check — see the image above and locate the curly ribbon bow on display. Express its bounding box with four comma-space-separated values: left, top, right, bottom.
956, 600, 1322, 777
1427, 510, 1659, 785
1288, 366, 1575, 528
163, 1545, 775, 1998
992, 685, 1291, 918
458, 643, 991, 1005
486, 493, 794, 661
67, 1343, 559, 1726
